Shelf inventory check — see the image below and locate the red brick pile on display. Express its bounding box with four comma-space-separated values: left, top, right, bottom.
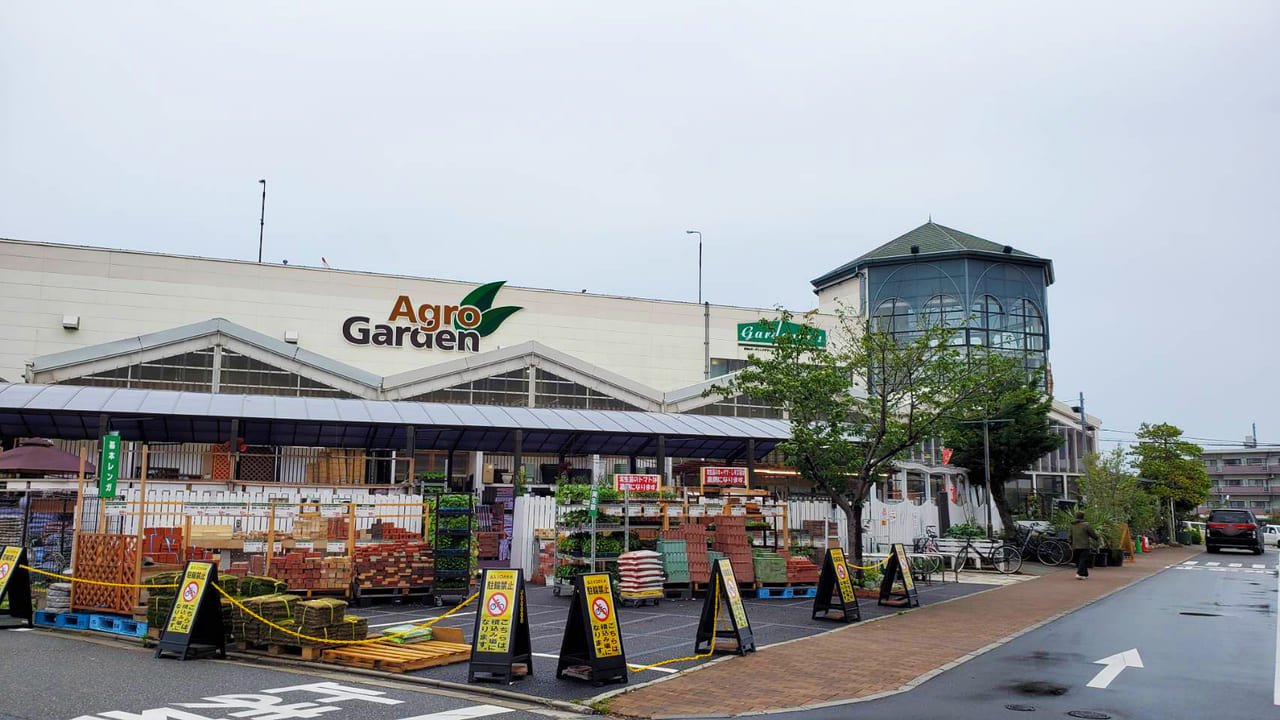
273, 550, 352, 590
711, 516, 755, 583
662, 524, 711, 583
353, 541, 433, 589
476, 531, 501, 559
143, 528, 184, 564
362, 521, 418, 542
535, 541, 555, 585
785, 554, 820, 584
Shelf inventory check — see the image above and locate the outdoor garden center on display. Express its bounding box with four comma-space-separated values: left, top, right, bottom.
0, 382, 1031, 701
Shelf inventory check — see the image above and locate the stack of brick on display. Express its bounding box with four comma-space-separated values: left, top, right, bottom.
536, 538, 555, 585
476, 531, 502, 559
358, 521, 419, 542
751, 549, 787, 584
712, 516, 755, 584
662, 525, 710, 583
142, 527, 184, 564
353, 540, 433, 589
273, 551, 352, 591
785, 555, 820, 584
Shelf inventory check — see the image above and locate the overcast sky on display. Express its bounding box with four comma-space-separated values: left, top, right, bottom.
3, 2, 1277, 450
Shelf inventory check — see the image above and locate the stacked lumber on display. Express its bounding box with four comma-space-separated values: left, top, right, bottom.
353, 541, 433, 589
273, 551, 352, 591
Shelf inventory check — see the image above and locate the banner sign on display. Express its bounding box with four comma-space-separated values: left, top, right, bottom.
156, 561, 226, 660
812, 548, 861, 623
694, 558, 756, 656
941, 448, 954, 466
98, 432, 121, 498
0, 546, 33, 627
555, 572, 628, 685
613, 474, 660, 493
701, 467, 749, 488
878, 543, 920, 609
468, 568, 532, 684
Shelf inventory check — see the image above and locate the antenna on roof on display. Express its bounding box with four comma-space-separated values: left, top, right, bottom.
928, 214, 932, 223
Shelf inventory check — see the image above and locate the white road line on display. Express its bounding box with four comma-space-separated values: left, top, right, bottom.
1274, 561, 1280, 706
1206, 562, 1221, 566
396, 705, 513, 720
1229, 563, 1243, 568
1255, 564, 1267, 569
7, 628, 32, 632
1182, 560, 1199, 565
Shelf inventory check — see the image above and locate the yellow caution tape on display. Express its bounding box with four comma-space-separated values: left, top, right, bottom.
846, 556, 891, 571
21, 565, 180, 588
210, 583, 478, 646
629, 583, 721, 672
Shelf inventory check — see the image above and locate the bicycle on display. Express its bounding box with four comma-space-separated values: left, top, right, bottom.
909, 527, 944, 579
1011, 528, 1071, 566
953, 535, 1022, 574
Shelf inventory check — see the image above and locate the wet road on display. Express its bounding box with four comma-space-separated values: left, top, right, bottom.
778, 546, 1279, 719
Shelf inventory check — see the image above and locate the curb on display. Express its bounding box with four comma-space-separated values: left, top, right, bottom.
685, 548, 1201, 719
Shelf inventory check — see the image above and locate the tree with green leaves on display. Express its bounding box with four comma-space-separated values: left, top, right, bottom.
716, 306, 1023, 565
1130, 422, 1210, 532
944, 372, 1063, 533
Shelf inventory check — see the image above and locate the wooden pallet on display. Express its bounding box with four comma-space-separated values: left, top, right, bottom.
321, 640, 471, 672
236, 640, 327, 662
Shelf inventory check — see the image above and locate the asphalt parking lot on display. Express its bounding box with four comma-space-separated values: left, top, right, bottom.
348, 578, 993, 702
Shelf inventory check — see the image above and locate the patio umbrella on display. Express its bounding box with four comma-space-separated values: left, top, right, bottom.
0, 438, 95, 475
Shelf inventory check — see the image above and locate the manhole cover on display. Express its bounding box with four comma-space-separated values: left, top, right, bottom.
1066, 712, 1111, 719
1179, 611, 1221, 617
1004, 703, 1036, 711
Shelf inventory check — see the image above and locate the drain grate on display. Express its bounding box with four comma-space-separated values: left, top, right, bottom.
1066, 712, 1112, 719
1004, 703, 1037, 712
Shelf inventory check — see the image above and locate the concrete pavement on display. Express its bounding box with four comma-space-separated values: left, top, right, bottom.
0, 628, 564, 720
768, 545, 1279, 719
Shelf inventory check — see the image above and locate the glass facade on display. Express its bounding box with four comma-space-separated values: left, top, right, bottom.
867, 257, 1050, 385
60, 348, 351, 397
685, 393, 784, 419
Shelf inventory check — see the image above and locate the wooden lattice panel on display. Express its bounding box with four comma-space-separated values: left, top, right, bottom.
71, 533, 139, 614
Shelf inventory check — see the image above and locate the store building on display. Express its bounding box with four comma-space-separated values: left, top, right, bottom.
0, 222, 1097, 529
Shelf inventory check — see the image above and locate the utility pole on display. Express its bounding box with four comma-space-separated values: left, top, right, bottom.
960, 418, 1012, 539
258, 179, 267, 263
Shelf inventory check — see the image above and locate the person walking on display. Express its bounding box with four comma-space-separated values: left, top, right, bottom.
1069, 510, 1100, 579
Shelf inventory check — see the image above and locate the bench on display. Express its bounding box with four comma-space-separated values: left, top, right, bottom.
930, 539, 1003, 572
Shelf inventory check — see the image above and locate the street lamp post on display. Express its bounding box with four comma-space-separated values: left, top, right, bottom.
686, 230, 702, 304
258, 179, 267, 263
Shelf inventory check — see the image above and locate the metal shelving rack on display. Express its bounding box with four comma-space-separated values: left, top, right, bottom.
433, 493, 473, 603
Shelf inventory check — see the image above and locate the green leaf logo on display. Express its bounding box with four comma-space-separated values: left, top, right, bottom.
456, 281, 522, 337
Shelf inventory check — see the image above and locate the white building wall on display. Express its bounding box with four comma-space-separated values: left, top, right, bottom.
0, 239, 831, 390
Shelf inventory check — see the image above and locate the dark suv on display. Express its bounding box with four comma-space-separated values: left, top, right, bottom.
1206, 509, 1265, 554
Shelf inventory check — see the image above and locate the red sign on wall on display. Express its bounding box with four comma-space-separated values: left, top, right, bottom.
941, 448, 953, 466
701, 466, 749, 487
614, 474, 661, 492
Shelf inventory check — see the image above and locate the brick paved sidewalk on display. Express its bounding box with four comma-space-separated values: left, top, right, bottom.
608, 546, 1200, 718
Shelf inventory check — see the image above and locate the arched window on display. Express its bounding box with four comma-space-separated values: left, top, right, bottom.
968, 295, 1004, 347
873, 298, 914, 336
923, 294, 964, 344
1009, 299, 1045, 351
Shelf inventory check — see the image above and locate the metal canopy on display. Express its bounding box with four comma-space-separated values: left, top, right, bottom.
0, 384, 787, 460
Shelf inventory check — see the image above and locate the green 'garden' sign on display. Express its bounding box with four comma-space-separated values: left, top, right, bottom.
737, 321, 827, 348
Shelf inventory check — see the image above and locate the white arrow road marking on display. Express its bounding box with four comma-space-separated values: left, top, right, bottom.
1229, 563, 1243, 568
1254, 564, 1266, 569
1182, 560, 1198, 565
1088, 648, 1143, 689
1206, 562, 1221, 566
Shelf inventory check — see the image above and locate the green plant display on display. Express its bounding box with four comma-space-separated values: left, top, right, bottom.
439, 494, 470, 508
437, 556, 468, 571
942, 523, 987, 539
438, 515, 470, 529
560, 509, 621, 526
437, 534, 468, 550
